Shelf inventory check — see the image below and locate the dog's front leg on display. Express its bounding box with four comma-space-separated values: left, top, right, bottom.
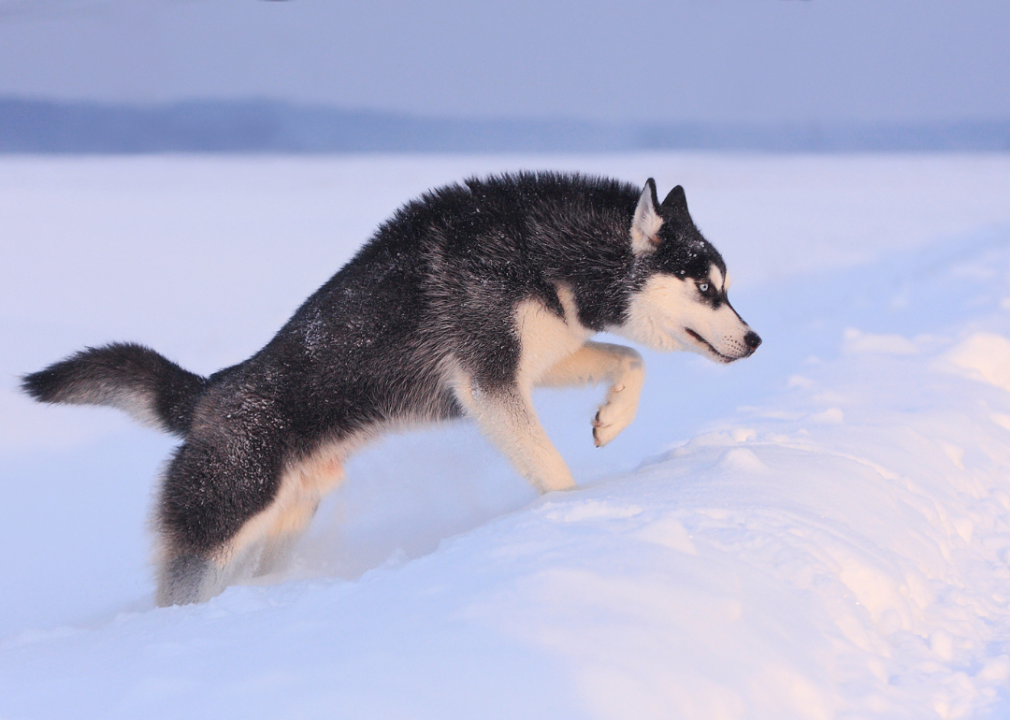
454, 379, 576, 493
538, 341, 646, 447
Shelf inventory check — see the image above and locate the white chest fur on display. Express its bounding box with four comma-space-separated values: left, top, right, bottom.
513, 285, 594, 390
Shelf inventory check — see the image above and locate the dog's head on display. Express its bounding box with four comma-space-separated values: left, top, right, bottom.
613, 179, 761, 363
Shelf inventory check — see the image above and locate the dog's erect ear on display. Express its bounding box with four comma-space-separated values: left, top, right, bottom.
661, 185, 690, 218
631, 178, 663, 255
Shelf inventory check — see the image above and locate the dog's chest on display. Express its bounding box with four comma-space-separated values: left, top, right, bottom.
513, 286, 593, 387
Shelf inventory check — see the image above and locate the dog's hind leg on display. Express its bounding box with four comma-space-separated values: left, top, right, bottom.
252, 500, 319, 577
155, 438, 349, 603
453, 378, 576, 493
254, 445, 346, 577
154, 434, 291, 605
537, 341, 645, 447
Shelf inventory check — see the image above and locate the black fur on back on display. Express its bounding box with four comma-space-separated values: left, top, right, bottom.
25, 171, 729, 596
22, 343, 208, 436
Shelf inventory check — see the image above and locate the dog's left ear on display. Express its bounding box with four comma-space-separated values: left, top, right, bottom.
631, 178, 663, 255
661, 185, 690, 219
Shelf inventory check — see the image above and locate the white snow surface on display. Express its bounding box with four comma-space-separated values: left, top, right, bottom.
3, 154, 1010, 719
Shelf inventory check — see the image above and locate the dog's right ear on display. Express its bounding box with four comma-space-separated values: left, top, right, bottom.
631, 178, 663, 255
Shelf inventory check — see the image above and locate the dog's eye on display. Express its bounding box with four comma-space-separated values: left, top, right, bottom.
698, 282, 709, 293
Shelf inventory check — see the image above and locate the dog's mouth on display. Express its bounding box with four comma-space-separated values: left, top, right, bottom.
684, 328, 740, 363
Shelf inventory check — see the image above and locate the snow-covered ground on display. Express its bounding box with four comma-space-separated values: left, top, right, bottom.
3, 154, 1010, 719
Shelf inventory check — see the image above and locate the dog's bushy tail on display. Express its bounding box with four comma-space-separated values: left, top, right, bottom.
22, 342, 209, 437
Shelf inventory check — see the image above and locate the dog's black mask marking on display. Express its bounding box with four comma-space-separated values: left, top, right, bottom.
647, 186, 727, 282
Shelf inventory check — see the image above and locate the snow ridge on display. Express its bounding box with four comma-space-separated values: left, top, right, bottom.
4, 155, 1010, 719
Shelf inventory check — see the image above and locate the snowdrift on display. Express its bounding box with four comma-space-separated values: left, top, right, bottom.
2, 154, 1010, 719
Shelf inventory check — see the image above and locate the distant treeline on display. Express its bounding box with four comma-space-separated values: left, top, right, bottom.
2, 98, 1008, 153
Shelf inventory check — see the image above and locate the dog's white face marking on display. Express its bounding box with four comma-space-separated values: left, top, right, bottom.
709, 265, 724, 292
613, 268, 755, 363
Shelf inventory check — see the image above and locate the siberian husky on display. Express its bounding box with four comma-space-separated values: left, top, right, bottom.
23, 172, 761, 605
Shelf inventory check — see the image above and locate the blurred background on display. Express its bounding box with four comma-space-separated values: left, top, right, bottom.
1, 0, 1008, 153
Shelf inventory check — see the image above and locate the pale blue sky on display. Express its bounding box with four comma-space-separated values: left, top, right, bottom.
1, 0, 1007, 123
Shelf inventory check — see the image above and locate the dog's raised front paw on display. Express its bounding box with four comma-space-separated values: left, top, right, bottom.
592, 376, 644, 447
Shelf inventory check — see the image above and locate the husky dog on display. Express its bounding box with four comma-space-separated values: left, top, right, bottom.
23, 173, 760, 605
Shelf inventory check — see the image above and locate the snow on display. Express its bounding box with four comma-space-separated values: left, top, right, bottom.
3, 153, 1010, 718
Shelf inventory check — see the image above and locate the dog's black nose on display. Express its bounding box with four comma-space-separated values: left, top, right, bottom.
744, 331, 762, 350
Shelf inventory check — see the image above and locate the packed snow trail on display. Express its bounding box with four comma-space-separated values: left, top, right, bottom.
3, 155, 1010, 719
4, 319, 1010, 719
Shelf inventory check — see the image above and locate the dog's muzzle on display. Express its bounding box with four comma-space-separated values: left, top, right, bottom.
685, 328, 762, 362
